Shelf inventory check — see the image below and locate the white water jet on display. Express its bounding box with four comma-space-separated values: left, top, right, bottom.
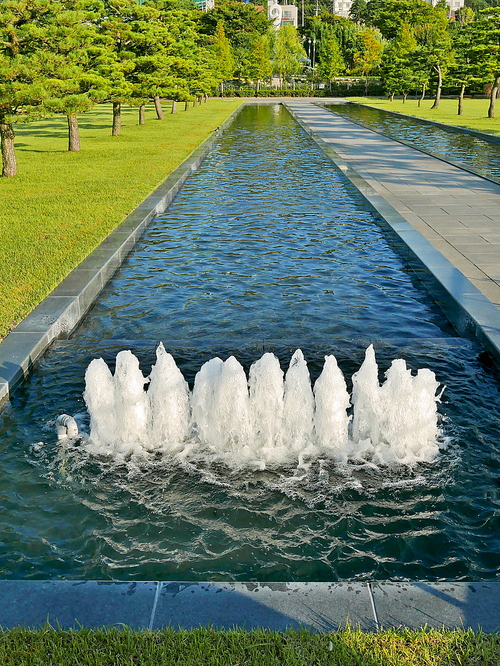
248, 352, 284, 450
314, 355, 350, 453
191, 356, 252, 453
283, 350, 315, 450
148, 342, 190, 449
83, 344, 443, 466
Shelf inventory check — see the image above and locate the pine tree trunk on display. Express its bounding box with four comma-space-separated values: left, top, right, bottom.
418, 82, 426, 107
431, 65, 442, 109
184, 100, 189, 111
139, 104, 145, 125
112, 101, 121, 136
458, 84, 465, 115
488, 76, 500, 118
192, 99, 196, 108
171, 101, 177, 114
67, 113, 81, 152
154, 96, 164, 120
0, 121, 17, 177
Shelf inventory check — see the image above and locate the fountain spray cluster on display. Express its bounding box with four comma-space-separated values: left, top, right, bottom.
83, 343, 442, 466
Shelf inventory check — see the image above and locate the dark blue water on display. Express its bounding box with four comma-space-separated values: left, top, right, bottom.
1, 105, 500, 583
326, 102, 500, 182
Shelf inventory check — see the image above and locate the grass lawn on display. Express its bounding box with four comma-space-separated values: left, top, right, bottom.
0, 625, 499, 665
0, 99, 242, 341
347, 97, 500, 137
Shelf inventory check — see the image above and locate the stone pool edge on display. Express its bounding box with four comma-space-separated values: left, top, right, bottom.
284, 102, 500, 365
0, 581, 499, 633
0, 103, 244, 406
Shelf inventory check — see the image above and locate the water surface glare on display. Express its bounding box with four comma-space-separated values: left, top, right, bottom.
1, 105, 500, 583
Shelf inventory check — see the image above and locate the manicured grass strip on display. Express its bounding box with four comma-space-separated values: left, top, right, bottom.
0, 625, 499, 665
348, 97, 500, 137
0, 100, 242, 341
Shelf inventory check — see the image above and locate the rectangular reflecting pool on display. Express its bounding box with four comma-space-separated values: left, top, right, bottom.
1, 105, 499, 583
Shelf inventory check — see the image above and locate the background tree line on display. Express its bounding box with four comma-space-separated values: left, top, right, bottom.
3, 0, 500, 178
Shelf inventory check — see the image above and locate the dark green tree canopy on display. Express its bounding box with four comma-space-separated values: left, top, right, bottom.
198, 0, 271, 60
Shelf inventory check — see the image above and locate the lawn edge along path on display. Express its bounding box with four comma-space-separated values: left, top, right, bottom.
0, 100, 242, 342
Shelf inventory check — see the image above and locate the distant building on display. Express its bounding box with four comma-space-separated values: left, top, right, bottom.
331, 0, 465, 19
268, 1, 299, 29
331, 0, 352, 19
194, 0, 215, 11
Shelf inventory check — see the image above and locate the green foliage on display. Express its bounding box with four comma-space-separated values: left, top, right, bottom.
367, 0, 448, 40
317, 31, 345, 84
353, 27, 384, 76
0, 0, 61, 124
305, 13, 365, 70
243, 35, 272, 90
273, 24, 307, 80
349, 0, 368, 24
213, 21, 235, 88
380, 23, 417, 96
199, 0, 271, 64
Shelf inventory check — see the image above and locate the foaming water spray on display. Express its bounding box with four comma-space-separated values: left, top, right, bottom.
81, 344, 443, 466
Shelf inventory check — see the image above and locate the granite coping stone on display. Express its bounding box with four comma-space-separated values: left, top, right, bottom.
372, 582, 500, 633
0, 581, 499, 632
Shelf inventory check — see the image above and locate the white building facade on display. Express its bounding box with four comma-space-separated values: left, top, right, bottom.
268, 2, 299, 29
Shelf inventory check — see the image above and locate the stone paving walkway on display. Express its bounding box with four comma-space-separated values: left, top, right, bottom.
286, 101, 500, 311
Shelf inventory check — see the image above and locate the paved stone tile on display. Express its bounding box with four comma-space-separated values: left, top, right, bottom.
0, 581, 157, 630
152, 582, 376, 632
470, 279, 500, 305
372, 582, 500, 632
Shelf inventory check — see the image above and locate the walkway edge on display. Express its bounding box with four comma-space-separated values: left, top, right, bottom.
284, 103, 500, 364
0, 103, 243, 406
0, 581, 499, 632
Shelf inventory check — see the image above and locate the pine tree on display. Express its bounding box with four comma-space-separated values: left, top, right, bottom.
43, 0, 108, 151
0, 0, 62, 176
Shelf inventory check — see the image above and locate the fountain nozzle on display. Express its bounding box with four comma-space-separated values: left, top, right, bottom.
56, 414, 79, 440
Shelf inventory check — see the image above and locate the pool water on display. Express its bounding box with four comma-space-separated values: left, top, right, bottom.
1, 105, 500, 582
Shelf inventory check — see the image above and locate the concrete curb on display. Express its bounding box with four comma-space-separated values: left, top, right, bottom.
0, 103, 244, 406
0, 581, 499, 632
284, 102, 500, 364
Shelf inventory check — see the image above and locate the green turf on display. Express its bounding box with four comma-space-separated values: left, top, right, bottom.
0, 625, 499, 665
348, 97, 500, 137
0, 100, 242, 340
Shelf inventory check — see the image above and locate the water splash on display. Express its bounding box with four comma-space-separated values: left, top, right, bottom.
83, 343, 443, 466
